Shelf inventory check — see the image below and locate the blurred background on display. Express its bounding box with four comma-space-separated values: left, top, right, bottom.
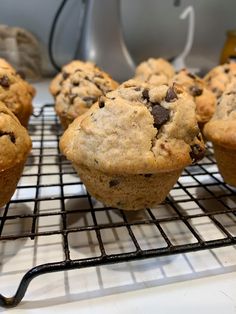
0, 0, 235, 77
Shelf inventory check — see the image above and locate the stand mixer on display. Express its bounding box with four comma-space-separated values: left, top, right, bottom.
76, 0, 135, 82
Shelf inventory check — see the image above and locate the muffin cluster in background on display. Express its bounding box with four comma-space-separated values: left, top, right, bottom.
50, 61, 118, 129
54, 57, 236, 210
2, 55, 236, 211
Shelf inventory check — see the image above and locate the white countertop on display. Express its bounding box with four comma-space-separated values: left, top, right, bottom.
1, 81, 236, 314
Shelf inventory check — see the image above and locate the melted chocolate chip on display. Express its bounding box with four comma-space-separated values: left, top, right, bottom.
142, 88, 150, 101
189, 86, 203, 97
189, 144, 205, 163
144, 174, 152, 178
83, 96, 97, 104
0, 131, 15, 143
165, 87, 178, 102
62, 72, 69, 80
68, 93, 77, 103
224, 68, 230, 74
151, 104, 170, 129
187, 72, 196, 79
226, 91, 236, 95
212, 87, 218, 93
212, 87, 222, 98
16, 70, 26, 79
94, 82, 104, 93
0, 75, 10, 88
99, 97, 105, 108
109, 179, 119, 187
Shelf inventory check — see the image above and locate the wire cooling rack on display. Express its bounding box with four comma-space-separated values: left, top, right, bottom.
0, 104, 236, 308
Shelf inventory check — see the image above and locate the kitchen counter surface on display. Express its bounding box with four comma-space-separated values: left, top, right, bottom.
1, 81, 236, 314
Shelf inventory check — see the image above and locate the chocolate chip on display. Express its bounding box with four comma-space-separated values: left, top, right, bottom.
109, 179, 119, 187
9, 132, 15, 143
94, 82, 103, 93
0, 131, 15, 143
83, 96, 97, 104
99, 97, 105, 108
144, 174, 152, 178
226, 91, 236, 95
189, 144, 205, 163
62, 72, 69, 80
16, 70, 26, 79
73, 81, 80, 86
189, 86, 203, 97
0, 75, 10, 88
68, 93, 77, 103
165, 87, 178, 102
212, 87, 222, 98
187, 72, 196, 79
224, 68, 230, 74
142, 88, 150, 101
151, 104, 170, 129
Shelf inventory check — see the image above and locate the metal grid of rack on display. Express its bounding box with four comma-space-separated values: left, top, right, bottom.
0, 104, 236, 308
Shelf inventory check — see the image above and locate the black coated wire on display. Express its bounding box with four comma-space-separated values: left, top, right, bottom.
48, 0, 68, 72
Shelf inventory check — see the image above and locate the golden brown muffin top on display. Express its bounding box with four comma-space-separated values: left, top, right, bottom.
204, 80, 236, 149
49, 60, 102, 97
204, 62, 236, 99
134, 58, 175, 86
55, 64, 118, 124
0, 58, 35, 125
60, 80, 205, 175
0, 101, 32, 171
170, 69, 216, 123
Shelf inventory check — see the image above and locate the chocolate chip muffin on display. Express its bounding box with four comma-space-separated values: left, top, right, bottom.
170, 69, 216, 126
60, 80, 205, 210
49, 60, 97, 98
0, 102, 31, 208
0, 58, 35, 127
204, 62, 236, 99
204, 80, 236, 186
54, 64, 118, 129
134, 58, 175, 86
